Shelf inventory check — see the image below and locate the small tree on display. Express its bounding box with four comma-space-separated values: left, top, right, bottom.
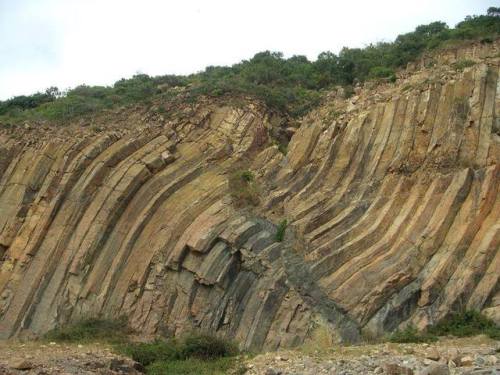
45, 86, 61, 99
487, 7, 500, 17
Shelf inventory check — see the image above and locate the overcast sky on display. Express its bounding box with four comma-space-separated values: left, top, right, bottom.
0, 0, 495, 100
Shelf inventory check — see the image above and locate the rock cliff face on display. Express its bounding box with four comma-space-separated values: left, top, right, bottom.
0, 41, 499, 350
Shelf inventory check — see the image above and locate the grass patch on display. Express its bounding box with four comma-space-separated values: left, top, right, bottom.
44, 317, 130, 344
146, 357, 243, 375
228, 170, 260, 207
117, 334, 241, 375
427, 310, 500, 339
388, 326, 438, 343
275, 219, 288, 242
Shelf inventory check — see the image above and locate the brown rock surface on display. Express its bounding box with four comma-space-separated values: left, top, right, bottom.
0, 41, 499, 350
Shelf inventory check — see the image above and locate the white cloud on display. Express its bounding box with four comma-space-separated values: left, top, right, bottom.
0, 0, 494, 99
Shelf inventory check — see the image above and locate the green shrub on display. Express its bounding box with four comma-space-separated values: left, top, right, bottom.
389, 326, 437, 343
369, 66, 397, 81
44, 317, 129, 343
119, 340, 179, 366
179, 334, 238, 360
428, 310, 500, 339
275, 219, 288, 242
452, 59, 476, 71
117, 334, 240, 374
277, 143, 288, 155
240, 170, 254, 182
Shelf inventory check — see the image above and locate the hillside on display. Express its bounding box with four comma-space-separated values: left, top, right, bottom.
0, 33, 498, 355
1, 10, 500, 124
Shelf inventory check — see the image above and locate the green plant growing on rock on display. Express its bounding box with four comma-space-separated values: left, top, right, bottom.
240, 170, 254, 182
277, 142, 288, 155
369, 66, 397, 83
228, 170, 260, 207
452, 59, 476, 71
275, 219, 288, 242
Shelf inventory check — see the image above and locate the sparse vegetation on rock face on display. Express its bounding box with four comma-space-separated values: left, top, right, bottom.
275, 219, 288, 242
1, 9, 499, 124
452, 59, 476, 71
228, 170, 261, 207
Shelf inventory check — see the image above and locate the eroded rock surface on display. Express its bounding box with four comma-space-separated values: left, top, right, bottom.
0, 41, 499, 350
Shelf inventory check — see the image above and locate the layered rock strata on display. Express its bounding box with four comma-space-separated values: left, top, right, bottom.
0, 42, 499, 349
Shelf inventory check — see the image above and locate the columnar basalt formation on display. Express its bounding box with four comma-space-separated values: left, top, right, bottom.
0, 42, 499, 349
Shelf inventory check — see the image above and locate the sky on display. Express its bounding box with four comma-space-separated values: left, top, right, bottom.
0, 0, 495, 100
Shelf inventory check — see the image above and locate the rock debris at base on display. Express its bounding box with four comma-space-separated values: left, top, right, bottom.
244, 337, 500, 375
0, 337, 499, 374
0, 342, 143, 374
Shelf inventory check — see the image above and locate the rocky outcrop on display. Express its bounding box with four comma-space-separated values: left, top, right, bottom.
0, 42, 499, 350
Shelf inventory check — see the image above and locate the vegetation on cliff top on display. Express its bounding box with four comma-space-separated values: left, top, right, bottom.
1, 8, 499, 124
